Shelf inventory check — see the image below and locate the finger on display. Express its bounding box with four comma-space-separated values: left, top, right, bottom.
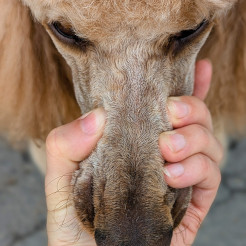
45, 108, 106, 184
164, 153, 221, 220
167, 154, 221, 246
46, 108, 106, 163
163, 153, 221, 221
167, 59, 212, 130
159, 124, 223, 164
163, 154, 221, 190
167, 96, 213, 131
193, 59, 213, 100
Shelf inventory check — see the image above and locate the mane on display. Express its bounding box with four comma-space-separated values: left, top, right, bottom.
0, 0, 246, 142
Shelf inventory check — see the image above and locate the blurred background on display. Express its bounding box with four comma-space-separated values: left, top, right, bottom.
0, 136, 246, 246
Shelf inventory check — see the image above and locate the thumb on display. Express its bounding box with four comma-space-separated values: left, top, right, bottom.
45, 108, 105, 246
45, 108, 106, 209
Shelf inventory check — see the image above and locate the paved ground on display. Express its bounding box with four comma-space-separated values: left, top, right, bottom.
0, 137, 245, 246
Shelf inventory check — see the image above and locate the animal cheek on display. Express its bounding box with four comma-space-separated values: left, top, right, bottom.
72, 165, 95, 234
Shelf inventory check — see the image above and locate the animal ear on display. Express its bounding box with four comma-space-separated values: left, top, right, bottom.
171, 187, 192, 228
72, 162, 95, 234
199, 0, 246, 135
0, 0, 80, 142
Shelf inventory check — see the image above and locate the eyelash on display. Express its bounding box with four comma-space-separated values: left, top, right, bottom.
175, 20, 209, 42
49, 19, 209, 54
169, 20, 209, 54
49, 22, 91, 49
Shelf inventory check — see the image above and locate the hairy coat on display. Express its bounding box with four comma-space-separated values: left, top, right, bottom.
0, 0, 245, 245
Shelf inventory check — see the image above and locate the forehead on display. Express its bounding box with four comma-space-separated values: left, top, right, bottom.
23, 0, 234, 40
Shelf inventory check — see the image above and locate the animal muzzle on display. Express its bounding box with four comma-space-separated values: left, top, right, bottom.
72, 72, 191, 245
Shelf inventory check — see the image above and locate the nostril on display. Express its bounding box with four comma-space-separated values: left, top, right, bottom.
95, 228, 107, 244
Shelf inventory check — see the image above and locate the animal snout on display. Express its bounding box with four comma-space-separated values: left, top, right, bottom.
72, 71, 191, 245
94, 227, 173, 246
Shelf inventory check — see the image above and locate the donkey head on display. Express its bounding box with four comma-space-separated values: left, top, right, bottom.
22, 0, 234, 245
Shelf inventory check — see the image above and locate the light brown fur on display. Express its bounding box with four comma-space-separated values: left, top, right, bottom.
0, 0, 245, 245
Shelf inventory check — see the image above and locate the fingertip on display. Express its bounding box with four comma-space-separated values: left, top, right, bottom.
48, 108, 106, 162
80, 108, 106, 136
196, 59, 212, 75
167, 98, 191, 121
163, 163, 186, 189
197, 58, 212, 67
159, 132, 174, 159
194, 59, 213, 100
164, 163, 185, 178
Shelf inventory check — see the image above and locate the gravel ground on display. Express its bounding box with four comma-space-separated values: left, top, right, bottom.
0, 137, 245, 246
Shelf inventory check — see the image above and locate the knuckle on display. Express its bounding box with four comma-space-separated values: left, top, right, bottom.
196, 154, 221, 187
196, 125, 210, 146
192, 97, 209, 117
200, 101, 210, 118
191, 97, 213, 129
202, 107, 213, 130
46, 127, 63, 156
46, 129, 57, 151
212, 163, 222, 188
197, 154, 210, 173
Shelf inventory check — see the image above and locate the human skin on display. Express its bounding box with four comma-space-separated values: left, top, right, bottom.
45, 59, 222, 246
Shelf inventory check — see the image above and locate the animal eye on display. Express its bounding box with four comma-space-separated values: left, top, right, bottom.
49, 22, 90, 48
168, 19, 209, 55
174, 20, 209, 43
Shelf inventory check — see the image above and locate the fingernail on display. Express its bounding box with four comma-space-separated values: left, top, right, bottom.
164, 133, 186, 152
80, 108, 106, 135
163, 164, 184, 178
167, 98, 190, 119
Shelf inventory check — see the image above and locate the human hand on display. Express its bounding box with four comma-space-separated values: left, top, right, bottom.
159, 60, 222, 245
45, 109, 106, 246
45, 59, 220, 246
